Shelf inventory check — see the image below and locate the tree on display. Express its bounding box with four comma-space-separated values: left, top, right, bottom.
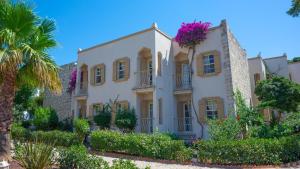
287, 0, 300, 17
0, 0, 61, 160
255, 76, 300, 113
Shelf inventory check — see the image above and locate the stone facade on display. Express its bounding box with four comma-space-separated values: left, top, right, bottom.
43, 62, 76, 121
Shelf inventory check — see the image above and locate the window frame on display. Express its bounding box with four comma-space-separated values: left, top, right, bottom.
94, 66, 102, 84
203, 54, 215, 74
117, 61, 125, 80
205, 99, 218, 120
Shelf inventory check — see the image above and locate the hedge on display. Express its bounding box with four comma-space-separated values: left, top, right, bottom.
11, 125, 80, 147
194, 136, 300, 165
90, 130, 192, 162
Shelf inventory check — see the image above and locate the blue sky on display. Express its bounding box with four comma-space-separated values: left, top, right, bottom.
33, 0, 299, 65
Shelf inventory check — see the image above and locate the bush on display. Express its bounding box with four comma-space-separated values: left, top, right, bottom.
208, 116, 241, 141
15, 142, 56, 169
32, 107, 59, 130
11, 125, 80, 147
115, 108, 137, 132
59, 145, 109, 169
73, 118, 90, 143
194, 136, 300, 165
94, 105, 111, 129
90, 130, 192, 162
111, 159, 139, 169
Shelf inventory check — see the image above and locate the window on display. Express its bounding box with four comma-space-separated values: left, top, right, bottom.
95, 67, 102, 84
203, 55, 215, 74
158, 98, 163, 124
118, 62, 125, 79
254, 73, 260, 86
93, 104, 102, 116
206, 99, 218, 119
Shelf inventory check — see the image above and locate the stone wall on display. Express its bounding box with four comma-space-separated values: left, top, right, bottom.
43, 62, 76, 121
221, 20, 252, 109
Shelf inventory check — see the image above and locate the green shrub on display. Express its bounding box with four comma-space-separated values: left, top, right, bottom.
15, 142, 56, 169
111, 159, 139, 169
32, 107, 59, 130
11, 123, 30, 141
73, 118, 90, 143
94, 105, 111, 129
11, 125, 80, 147
31, 130, 81, 147
59, 145, 109, 169
115, 108, 137, 132
208, 116, 241, 141
194, 136, 300, 165
90, 130, 192, 162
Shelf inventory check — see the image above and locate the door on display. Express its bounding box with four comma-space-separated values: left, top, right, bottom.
181, 64, 190, 89
183, 102, 192, 132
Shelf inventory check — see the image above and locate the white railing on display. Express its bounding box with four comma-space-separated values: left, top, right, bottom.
140, 118, 153, 133
135, 71, 153, 89
175, 74, 192, 90
176, 117, 193, 132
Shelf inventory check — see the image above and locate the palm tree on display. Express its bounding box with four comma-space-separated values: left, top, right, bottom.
0, 0, 61, 160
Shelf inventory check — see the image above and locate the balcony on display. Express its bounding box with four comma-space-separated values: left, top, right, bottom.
133, 71, 154, 92
176, 117, 193, 133
140, 117, 153, 133
75, 82, 88, 99
174, 74, 192, 95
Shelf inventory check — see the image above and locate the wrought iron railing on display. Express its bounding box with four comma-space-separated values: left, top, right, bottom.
140, 118, 153, 133
175, 74, 192, 90
134, 71, 153, 89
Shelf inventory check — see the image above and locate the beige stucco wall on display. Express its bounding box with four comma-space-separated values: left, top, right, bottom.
289, 62, 300, 83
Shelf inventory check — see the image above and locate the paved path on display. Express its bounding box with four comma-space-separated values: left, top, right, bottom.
99, 155, 218, 169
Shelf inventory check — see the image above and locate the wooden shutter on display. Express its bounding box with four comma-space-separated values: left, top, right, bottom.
88, 104, 93, 118
254, 73, 260, 86
112, 60, 117, 81
90, 66, 95, 85
196, 55, 204, 77
214, 51, 221, 75
124, 57, 130, 81
198, 98, 206, 123
100, 64, 105, 85
141, 100, 148, 118
216, 97, 224, 119
119, 100, 129, 110
157, 53, 162, 76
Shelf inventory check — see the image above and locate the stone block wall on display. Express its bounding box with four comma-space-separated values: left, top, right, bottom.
43, 62, 76, 121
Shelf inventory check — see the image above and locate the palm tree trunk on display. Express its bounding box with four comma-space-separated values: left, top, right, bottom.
0, 72, 16, 161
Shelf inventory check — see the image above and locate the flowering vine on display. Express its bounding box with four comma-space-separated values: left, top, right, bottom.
175, 21, 211, 138
67, 68, 77, 94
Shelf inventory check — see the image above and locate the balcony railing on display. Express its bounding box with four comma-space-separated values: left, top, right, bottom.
175, 74, 192, 90
76, 82, 88, 96
176, 117, 193, 132
140, 118, 153, 133
134, 71, 153, 89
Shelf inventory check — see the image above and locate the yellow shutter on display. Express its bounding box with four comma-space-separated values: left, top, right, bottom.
112, 60, 117, 81
88, 104, 93, 118
254, 73, 260, 86
157, 52, 162, 76
101, 64, 105, 85
216, 97, 224, 119
196, 54, 204, 77
214, 51, 221, 75
119, 100, 129, 110
177, 102, 184, 131
90, 66, 95, 85
124, 57, 130, 81
199, 98, 206, 123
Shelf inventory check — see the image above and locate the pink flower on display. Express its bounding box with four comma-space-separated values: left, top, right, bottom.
67, 68, 77, 94
175, 21, 211, 48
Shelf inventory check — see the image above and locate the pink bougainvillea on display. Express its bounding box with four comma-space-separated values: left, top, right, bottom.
67, 68, 77, 94
175, 21, 211, 48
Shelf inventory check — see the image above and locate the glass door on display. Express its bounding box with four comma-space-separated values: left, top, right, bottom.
148, 60, 153, 86
181, 64, 190, 89
183, 102, 192, 132
149, 103, 153, 133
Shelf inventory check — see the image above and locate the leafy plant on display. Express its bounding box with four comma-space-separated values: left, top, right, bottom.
111, 159, 138, 169
32, 107, 59, 130
94, 104, 111, 129
194, 136, 300, 165
90, 130, 192, 162
59, 145, 109, 169
11, 123, 30, 142
115, 108, 137, 132
208, 116, 241, 141
15, 142, 56, 169
73, 118, 90, 143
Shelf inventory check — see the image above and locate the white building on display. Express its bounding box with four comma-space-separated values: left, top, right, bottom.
73, 20, 252, 139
